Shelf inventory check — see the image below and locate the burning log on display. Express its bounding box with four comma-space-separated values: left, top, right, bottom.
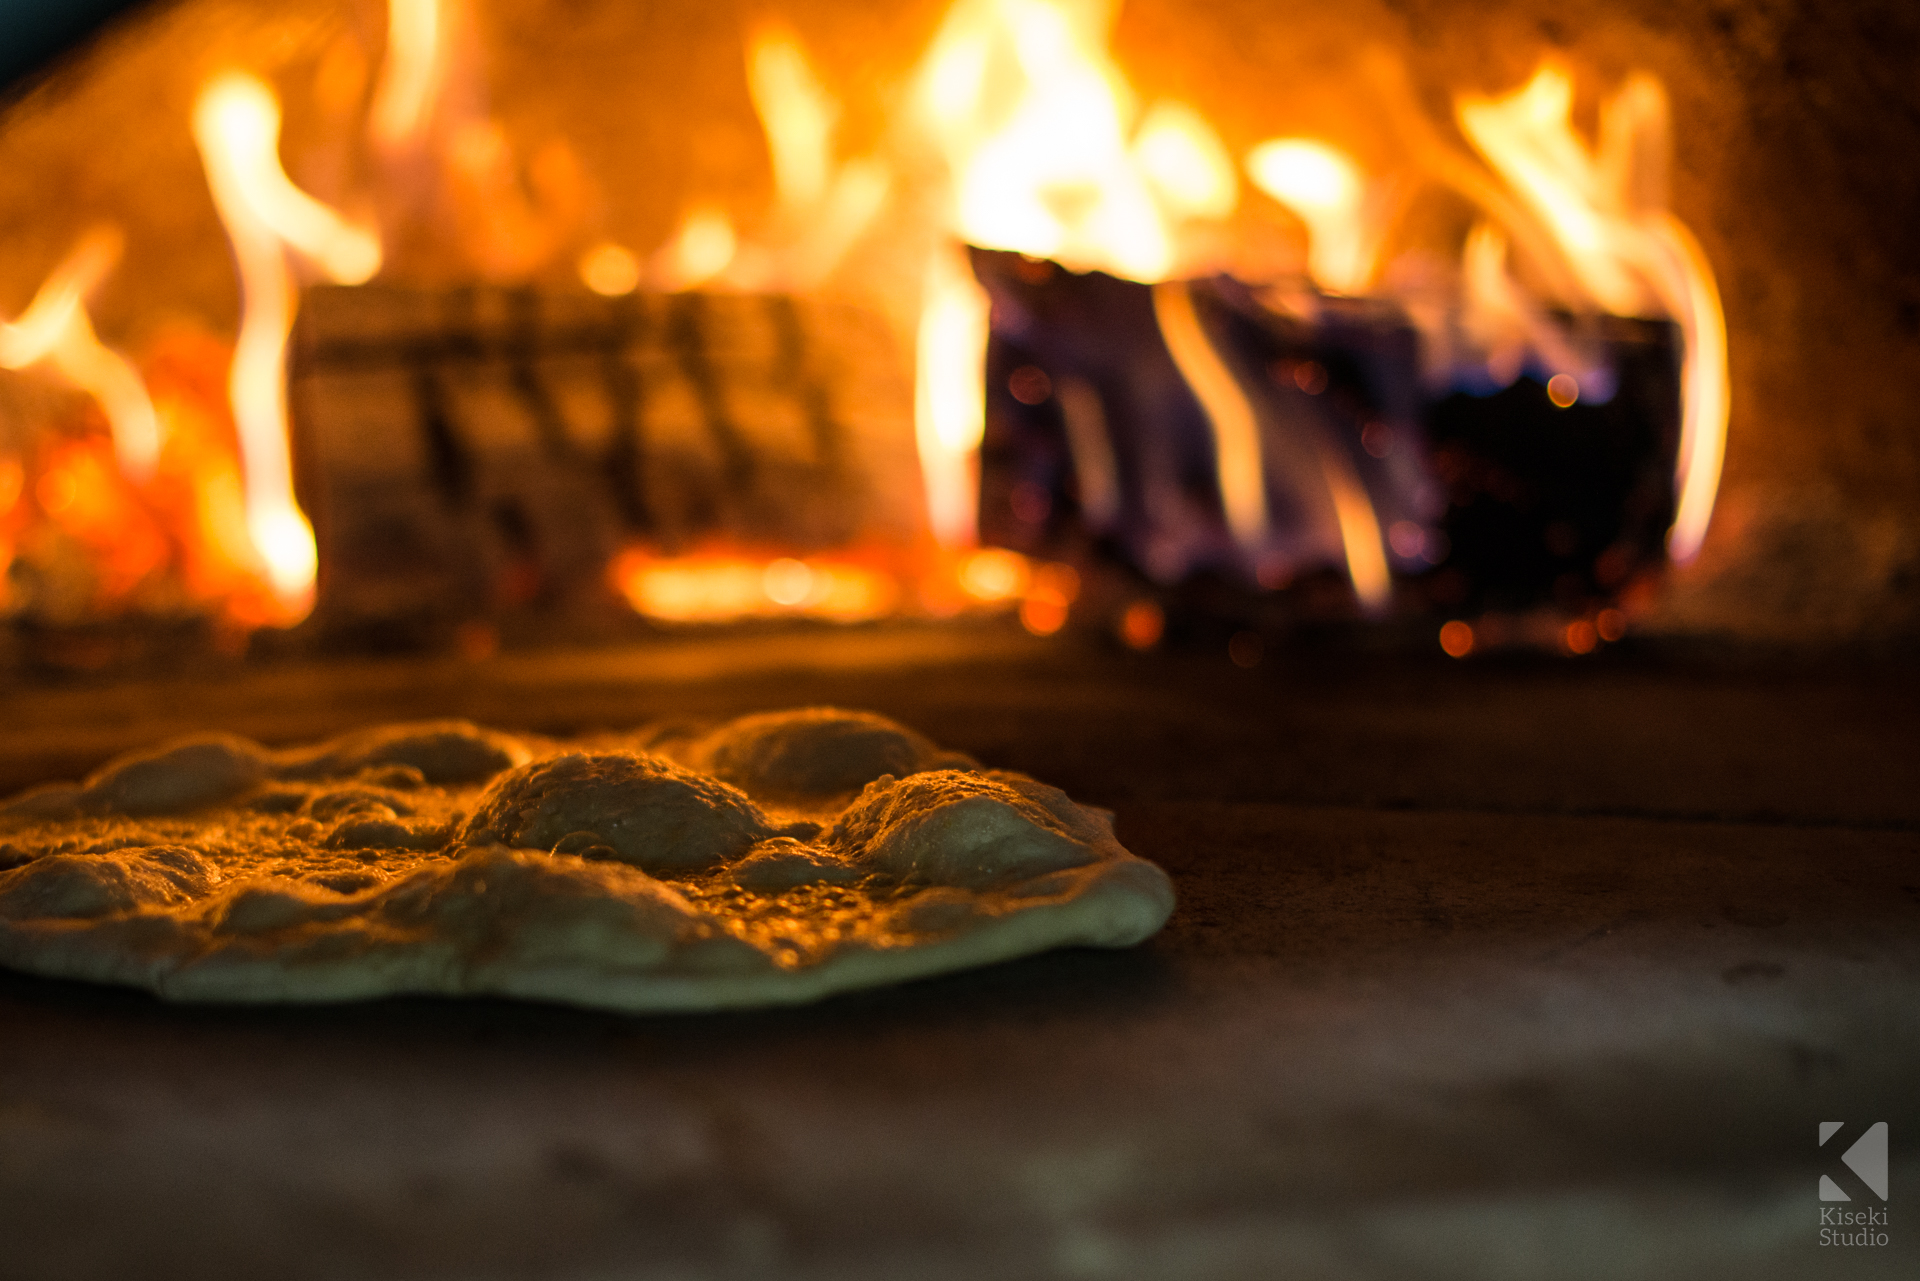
968, 247, 1682, 626
1420, 316, 1681, 618
289, 284, 919, 638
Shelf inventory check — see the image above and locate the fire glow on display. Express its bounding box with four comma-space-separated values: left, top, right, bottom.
1453, 65, 1727, 562
193, 71, 381, 614
902, 1, 1728, 602
610, 545, 1077, 634
0, 227, 162, 484
609, 549, 899, 625
0, 0, 1728, 642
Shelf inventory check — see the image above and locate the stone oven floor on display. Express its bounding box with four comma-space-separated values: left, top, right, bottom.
0, 625, 1915, 1280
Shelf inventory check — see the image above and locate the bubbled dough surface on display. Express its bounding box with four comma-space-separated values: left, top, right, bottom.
0, 710, 1174, 1011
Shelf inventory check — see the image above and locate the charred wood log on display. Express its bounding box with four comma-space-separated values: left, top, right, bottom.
968, 247, 1681, 625
289, 284, 919, 636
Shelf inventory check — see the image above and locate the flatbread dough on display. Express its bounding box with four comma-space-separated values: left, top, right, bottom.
0, 710, 1174, 1010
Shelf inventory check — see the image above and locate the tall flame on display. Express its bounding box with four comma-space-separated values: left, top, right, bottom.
369, 0, 445, 151
910, 0, 1242, 548
1151, 281, 1390, 608
915, 246, 992, 547
193, 71, 383, 612
0, 227, 163, 481
1456, 65, 1727, 561
747, 23, 838, 217
1316, 442, 1392, 611
1151, 280, 1267, 547
1458, 68, 1647, 314
742, 24, 893, 289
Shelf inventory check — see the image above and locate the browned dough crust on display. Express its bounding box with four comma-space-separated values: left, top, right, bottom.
0, 710, 1174, 1011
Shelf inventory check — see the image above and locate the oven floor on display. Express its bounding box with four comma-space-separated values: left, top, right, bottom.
1, 626, 1915, 1280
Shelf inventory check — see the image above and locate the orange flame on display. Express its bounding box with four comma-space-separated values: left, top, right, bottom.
30, 437, 171, 605
193, 70, 383, 614
364, 0, 587, 283
1151, 280, 1391, 609
0, 320, 286, 628
915, 0, 1233, 281
741, 24, 892, 290
1456, 64, 1727, 561
914, 245, 991, 547
1317, 442, 1392, 611
1151, 280, 1268, 547
369, 0, 445, 151
1132, 101, 1237, 222
0, 228, 163, 480
747, 23, 838, 217
141, 327, 289, 624
1460, 220, 1592, 388
1458, 68, 1648, 313
908, 0, 1248, 552
91, 8, 1723, 640
1244, 138, 1387, 296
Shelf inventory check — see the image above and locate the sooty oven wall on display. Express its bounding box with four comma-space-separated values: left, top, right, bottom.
1, 0, 1916, 643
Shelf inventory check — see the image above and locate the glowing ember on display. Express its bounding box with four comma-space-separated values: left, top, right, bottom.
578, 242, 642, 297
606, 543, 1079, 629
1562, 617, 1598, 654
609, 549, 898, 624
654, 209, 739, 291
1018, 560, 1079, 635
1119, 598, 1164, 649
1020, 592, 1068, 635
958, 547, 1032, 602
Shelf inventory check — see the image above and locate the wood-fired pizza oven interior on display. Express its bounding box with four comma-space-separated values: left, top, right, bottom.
0, 0, 1914, 669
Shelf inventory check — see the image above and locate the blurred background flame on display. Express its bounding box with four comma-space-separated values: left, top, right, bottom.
0, 0, 1732, 640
